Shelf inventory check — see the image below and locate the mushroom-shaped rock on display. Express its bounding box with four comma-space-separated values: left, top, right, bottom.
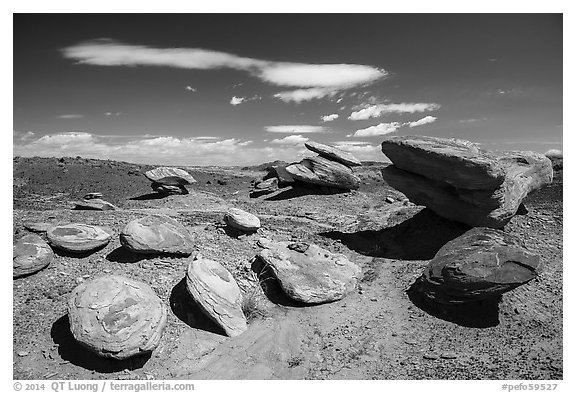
185, 255, 247, 337
47, 223, 112, 253
224, 208, 261, 232
74, 198, 117, 211
151, 182, 189, 195
256, 238, 362, 304
305, 141, 362, 167
120, 214, 193, 255
144, 167, 196, 186
67, 275, 168, 359
413, 227, 540, 304
286, 156, 361, 190
14, 234, 54, 278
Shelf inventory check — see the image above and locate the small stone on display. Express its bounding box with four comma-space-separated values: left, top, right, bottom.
17, 351, 29, 357
83, 192, 103, 200
224, 208, 261, 232
440, 352, 458, 359
74, 198, 117, 211
423, 353, 439, 360
385, 196, 395, 203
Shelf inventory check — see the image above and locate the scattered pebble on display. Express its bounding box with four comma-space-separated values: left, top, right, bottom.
440, 351, 458, 359
17, 351, 29, 357
423, 353, 438, 360
370, 297, 378, 302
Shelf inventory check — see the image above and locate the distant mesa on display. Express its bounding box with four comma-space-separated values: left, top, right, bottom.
13, 234, 54, 278
67, 275, 168, 360
381, 135, 553, 228
410, 227, 540, 304
47, 223, 112, 253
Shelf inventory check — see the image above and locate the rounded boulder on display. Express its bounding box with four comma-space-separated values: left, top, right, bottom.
14, 234, 54, 278
47, 223, 112, 253
120, 214, 194, 255
224, 208, 260, 232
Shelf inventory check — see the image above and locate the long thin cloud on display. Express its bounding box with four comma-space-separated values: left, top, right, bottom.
265, 125, 326, 134
62, 40, 386, 92
348, 102, 440, 121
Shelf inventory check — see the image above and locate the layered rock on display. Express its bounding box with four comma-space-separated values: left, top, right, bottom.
47, 223, 112, 253
412, 227, 540, 304
120, 214, 193, 255
381, 135, 553, 228
74, 198, 117, 211
224, 208, 261, 232
144, 167, 196, 186
185, 255, 247, 337
266, 165, 295, 187
305, 141, 362, 167
256, 238, 362, 304
286, 156, 361, 190
13, 234, 54, 278
67, 275, 168, 359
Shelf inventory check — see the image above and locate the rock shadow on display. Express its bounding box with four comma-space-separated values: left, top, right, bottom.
52, 244, 108, 259
105, 246, 163, 264
219, 224, 257, 239
250, 256, 313, 308
169, 278, 228, 336
129, 193, 170, 201
320, 208, 469, 260
264, 184, 348, 201
51, 315, 151, 372
406, 283, 501, 328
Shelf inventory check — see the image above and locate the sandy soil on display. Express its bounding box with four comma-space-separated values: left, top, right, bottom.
12, 156, 562, 380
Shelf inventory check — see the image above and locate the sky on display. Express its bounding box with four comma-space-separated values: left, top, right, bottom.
13, 13, 563, 166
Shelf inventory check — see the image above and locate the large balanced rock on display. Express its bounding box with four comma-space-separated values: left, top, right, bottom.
412, 227, 540, 304
13, 234, 54, 278
185, 255, 247, 337
74, 198, 117, 211
47, 223, 112, 253
224, 208, 261, 232
286, 156, 361, 190
381, 135, 553, 228
305, 141, 362, 167
67, 275, 168, 359
256, 238, 362, 304
120, 214, 193, 255
144, 167, 196, 186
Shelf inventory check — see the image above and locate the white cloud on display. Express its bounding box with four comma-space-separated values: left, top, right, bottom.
270, 135, 309, 145
62, 40, 386, 92
230, 96, 246, 105
57, 114, 83, 119
265, 125, 326, 134
350, 122, 402, 137
406, 115, 437, 128
321, 113, 339, 122
273, 88, 336, 103
348, 102, 440, 121
185, 86, 197, 92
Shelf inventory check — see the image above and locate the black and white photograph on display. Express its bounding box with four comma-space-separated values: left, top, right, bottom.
10, 9, 566, 387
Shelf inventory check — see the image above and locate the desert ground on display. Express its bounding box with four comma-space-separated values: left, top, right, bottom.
12, 156, 563, 380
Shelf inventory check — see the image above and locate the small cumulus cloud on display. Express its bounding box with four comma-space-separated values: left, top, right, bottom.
265, 125, 326, 134
321, 113, 339, 122
273, 88, 336, 103
349, 122, 402, 137
270, 135, 309, 145
105, 112, 122, 117
57, 114, 83, 119
185, 86, 197, 92
406, 115, 437, 128
348, 102, 440, 121
230, 96, 246, 105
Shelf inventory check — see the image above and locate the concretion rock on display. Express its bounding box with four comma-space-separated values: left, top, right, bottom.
185, 255, 247, 337
285, 156, 360, 190
47, 223, 112, 253
256, 238, 362, 304
381, 135, 553, 228
83, 192, 103, 200
224, 208, 261, 232
67, 275, 168, 359
24, 221, 59, 233
74, 198, 117, 211
13, 234, 54, 278
120, 214, 193, 255
144, 167, 196, 186
413, 227, 540, 304
305, 141, 362, 167
151, 182, 189, 195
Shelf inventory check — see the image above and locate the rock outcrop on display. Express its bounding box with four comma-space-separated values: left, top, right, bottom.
47, 223, 112, 253
286, 156, 361, 190
120, 214, 194, 255
185, 255, 247, 337
256, 238, 362, 304
13, 234, 54, 278
381, 135, 553, 228
305, 141, 362, 167
67, 275, 168, 359
224, 208, 261, 232
412, 227, 540, 304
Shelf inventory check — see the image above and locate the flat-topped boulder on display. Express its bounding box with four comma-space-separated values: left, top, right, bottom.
381, 135, 553, 228
413, 227, 540, 304
47, 223, 112, 253
286, 156, 361, 190
120, 214, 194, 255
305, 141, 362, 167
185, 255, 247, 337
224, 208, 261, 232
256, 238, 362, 304
144, 167, 196, 186
74, 198, 117, 211
67, 275, 168, 359
14, 234, 54, 278
24, 221, 59, 233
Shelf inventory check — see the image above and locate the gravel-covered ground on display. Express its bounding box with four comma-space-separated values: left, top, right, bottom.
12, 156, 563, 380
